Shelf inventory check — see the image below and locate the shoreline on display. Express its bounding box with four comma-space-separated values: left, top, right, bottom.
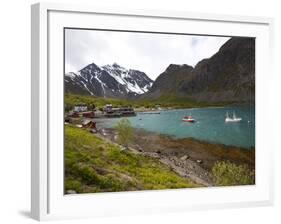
96, 126, 255, 187
134, 104, 251, 113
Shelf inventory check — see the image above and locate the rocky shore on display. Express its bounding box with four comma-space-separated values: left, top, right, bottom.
96, 127, 255, 187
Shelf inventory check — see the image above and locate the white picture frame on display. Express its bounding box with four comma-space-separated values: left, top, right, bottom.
31, 2, 274, 221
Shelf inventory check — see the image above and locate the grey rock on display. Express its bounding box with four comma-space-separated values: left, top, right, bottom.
180, 155, 189, 160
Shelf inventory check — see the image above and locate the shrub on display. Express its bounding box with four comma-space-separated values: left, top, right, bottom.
115, 118, 134, 148
212, 161, 254, 186
65, 178, 82, 193
74, 165, 99, 184
99, 174, 125, 191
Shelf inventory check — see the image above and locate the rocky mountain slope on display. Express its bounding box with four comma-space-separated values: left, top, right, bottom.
65, 63, 153, 98
145, 37, 255, 103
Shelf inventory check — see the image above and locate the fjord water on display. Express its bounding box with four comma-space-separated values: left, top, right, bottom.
102, 106, 255, 149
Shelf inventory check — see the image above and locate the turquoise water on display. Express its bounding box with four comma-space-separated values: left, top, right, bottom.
100, 106, 255, 149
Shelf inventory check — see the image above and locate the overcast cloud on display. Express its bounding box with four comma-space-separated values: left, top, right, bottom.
65, 29, 230, 80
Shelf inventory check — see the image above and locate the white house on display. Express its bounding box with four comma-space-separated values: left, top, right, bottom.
103, 104, 113, 112
74, 104, 88, 112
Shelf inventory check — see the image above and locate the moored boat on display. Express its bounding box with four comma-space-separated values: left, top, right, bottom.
182, 115, 195, 122
225, 111, 242, 123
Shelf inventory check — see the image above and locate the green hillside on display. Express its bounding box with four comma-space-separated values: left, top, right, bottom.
65, 125, 198, 193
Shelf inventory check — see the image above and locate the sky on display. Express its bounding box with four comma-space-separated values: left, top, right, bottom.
65, 29, 230, 80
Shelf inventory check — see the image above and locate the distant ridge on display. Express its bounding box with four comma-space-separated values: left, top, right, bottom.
144, 37, 255, 103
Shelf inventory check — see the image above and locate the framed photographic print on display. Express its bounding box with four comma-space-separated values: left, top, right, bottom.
31, 2, 274, 221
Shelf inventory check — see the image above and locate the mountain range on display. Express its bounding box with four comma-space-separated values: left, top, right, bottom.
65, 37, 255, 103
65, 63, 153, 98
144, 37, 255, 103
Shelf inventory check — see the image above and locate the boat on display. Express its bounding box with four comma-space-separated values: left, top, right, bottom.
182, 115, 195, 122
225, 111, 242, 123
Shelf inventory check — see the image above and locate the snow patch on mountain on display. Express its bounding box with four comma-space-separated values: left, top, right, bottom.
65, 62, 153, 98
102, 63, 153, 94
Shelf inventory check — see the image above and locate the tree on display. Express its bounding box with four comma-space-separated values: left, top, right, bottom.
115, 118, 134, 149
89, 103, 96, 111
64, 104, 72, 113
212, 161, 255, 186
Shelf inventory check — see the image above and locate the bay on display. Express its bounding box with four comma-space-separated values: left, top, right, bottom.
100, 105, 255, 149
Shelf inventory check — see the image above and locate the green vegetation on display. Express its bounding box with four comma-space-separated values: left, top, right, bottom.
65, 94, 132, 111
212, 161, 255, 186
145, 94, 230, 108
65, 93, 230, 112
115, 118, 134, 148
65, 125, 197, 194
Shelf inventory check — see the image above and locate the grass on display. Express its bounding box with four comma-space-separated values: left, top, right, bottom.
64, 125, 198, 194
65, 94, 131, 111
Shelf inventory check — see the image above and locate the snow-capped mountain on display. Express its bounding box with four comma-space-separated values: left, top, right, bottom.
65, 62, 153, 98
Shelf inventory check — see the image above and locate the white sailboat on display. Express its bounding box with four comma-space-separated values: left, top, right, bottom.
225, 111, 242, 123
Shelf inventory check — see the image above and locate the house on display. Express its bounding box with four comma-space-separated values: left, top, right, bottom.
103, 104, 136, 117
103, 104, 121, 117
105, 108, 122, 117
81, 111, 95, 118
69, 111, 79, 118
74, 104, 88, 112
119, 107, 136, 116
103, 104, 113, 113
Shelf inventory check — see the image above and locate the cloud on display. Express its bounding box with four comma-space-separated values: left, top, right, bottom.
65, 29, 230, 80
